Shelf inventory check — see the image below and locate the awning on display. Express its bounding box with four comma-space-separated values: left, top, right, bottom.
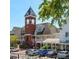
35, 39, 43, 43
43, 38, 60, 44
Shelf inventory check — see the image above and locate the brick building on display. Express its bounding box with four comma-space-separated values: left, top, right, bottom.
10, 7, 60, 48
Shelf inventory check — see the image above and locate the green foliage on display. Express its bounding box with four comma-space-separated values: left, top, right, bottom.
39, 0, 69, 27
40, 44, 50, 49
10, 35, 19, 43
20, 44, 27, 49
10, 35, 19, 47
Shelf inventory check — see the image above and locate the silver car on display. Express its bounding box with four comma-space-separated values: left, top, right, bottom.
57, 51, 69, 59
26, 49, 39, 56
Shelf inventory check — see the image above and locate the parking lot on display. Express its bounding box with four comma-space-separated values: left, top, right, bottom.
10, 50, 58, 59
10, 48, 69, 59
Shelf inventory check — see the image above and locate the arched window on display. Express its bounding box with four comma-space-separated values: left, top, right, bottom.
32, 19, 34, 24
27, 19, 29, 24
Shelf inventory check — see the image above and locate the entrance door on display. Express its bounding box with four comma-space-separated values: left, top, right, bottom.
25, 35, 33, 48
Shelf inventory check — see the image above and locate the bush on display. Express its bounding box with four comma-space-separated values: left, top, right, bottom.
40, 44, 50, 49
19, 44, 27, 49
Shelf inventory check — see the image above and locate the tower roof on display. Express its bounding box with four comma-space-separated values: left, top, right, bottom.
25, 7, 36, 17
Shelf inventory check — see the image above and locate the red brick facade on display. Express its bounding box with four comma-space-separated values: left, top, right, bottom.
25, 24, 36, 34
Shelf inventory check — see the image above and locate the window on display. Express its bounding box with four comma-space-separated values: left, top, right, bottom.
26, 19, 35, 24
32, 19, 34, 24
65, 32, 69, 37
27, 19, 29, 24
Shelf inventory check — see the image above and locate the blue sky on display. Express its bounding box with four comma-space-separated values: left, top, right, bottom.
10, 0, 51, 30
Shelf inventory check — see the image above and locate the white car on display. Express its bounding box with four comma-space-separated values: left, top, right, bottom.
57, 51, 69, 59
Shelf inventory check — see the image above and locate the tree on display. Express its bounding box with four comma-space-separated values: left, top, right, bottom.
39, 0, 69, 28
10, 35, 19, 47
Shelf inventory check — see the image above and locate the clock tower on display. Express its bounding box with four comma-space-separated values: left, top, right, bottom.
24, 7, 36, 48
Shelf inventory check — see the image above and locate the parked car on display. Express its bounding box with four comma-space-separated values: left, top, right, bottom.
26, 49, 48, 56
26, 49, 57, 57
26, 49, 39, 56
37, 49, 48, 56
46, 49, 57, 58
57, 51, 69, 59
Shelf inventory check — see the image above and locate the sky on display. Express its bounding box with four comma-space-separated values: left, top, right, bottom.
10, 0, 52, 30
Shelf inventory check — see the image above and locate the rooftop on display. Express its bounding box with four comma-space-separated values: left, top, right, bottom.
24, 7, 36, 17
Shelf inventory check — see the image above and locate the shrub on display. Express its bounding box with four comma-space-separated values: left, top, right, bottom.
40, 44, 50, 49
